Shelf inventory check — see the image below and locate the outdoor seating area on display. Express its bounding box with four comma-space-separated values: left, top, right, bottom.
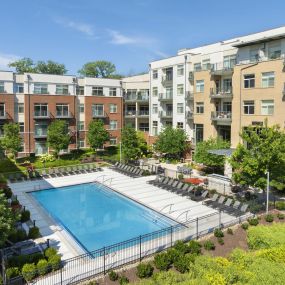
7, 163, 101, 183
148, 175, 209, 202
111, 162, 145, 177
203, 194, 249, 216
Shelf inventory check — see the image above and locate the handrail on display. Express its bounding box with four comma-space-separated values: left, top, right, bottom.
159, 203, 174, 214
175, 210, 191, 222
102, 177, 113, 186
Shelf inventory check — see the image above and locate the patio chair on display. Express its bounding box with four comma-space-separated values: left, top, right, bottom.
219, 198, 233, 211
211, 196, 226, 209
203, 193, 219, 206
234, 203, 249, 216
226, 201, 241, 213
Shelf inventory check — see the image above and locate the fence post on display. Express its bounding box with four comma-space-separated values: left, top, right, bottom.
103, 247, 106, 275
60, 265, 63, 285
196, 217, 199, 239
139, 235, 142, 261
219, 210, 221, 229
170, 226, 173, 247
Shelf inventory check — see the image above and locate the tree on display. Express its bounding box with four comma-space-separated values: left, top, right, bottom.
1, 123, 22, 160
78, 60, 118, 78
47, 120, 70, 158
121, 127, 141, 162
230, 122, 285, 190
0, 192, 17, 247
194, 137, 230, 171
87, 120, 110, 151
8, 58, 67, 75
154, 127, 189, 159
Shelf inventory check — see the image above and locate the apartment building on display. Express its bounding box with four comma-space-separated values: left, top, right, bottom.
149, 26, 285, 148
0, 72, 123, 155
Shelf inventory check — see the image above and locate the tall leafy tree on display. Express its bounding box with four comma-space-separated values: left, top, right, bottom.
8, 57, 35, 74
87, 120, 110, 151
47, 120, 70, 158
1, 123, 22, 160
121, 127, 141, 162
230, 122, 285, 190
154, 127, 189, 159
78, 60, 119, 78
194, 137, 230, 171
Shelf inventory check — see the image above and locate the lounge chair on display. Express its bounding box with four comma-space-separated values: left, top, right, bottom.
83, 165, 89, 172
174, 182, 184, 194
65, 167, 73, 175
48, 168, 55, 177
219, 198, 233, 211
73, 166, 80, 174
203, 194, 219, 206
148, 175, 160, 185
137, 169, 144, 176
192, 190, 209, 201
54, 168, 61, 176
41, 169, 49, 178
211, 196, 226, 209
153, 176, 167, 186
161, 179, 175, 190
226, 201, 241, 213
234, 203, 249, 216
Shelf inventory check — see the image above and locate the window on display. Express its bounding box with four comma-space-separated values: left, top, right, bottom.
196, 102, 204, 114
138, 89, 149, 100
109, 104, 117, 113
76, 86, 84, 95
223, 79, 232, 92
79, 104, 84, 113
177, 122, 183, 129
34, 83, 48, 94
110, 120, 118, 130
56, 84, 69, 95
109, 87, 117, 97
223, 55, 236, 69
34, 122, 48, 137
202, 59, 211, 70
196, 80, 204, 92
34, 103, 48, 117
18, 103, 24, 114
268, 43, 281, 59
250, 48, 260, 62
0, 103, 5, 117
244, 74, 255, 88
78, 121, 84, 131
152, 121, 158, 136
19, 122, 24, 133
261, 100, 274, 115
15, 83, 24, 93
152, 70, 158, 79
194, 63, 201, 72
35, 141, 47, 155
177, 84, 184, 96
92, 104, 104, 116
152, 104, 158, 114
195, 124, 204, 143
56, 104, 69, 117
79, 139, 85, 148
110, 137, 117, 145
177, 103, 184, 114
152, 87, 158, 97
243, 101, 255, 115
165, 87, 173, 98
177, 64, 184, 76
92, 86, 103, 96
139, 106, 149, 116
126, 89, 137, 100
262, 72, 275, 88
0, 82, 4, 93
139, 122, 149, 132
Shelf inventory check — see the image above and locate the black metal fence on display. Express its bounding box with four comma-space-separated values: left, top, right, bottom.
4, 211, 252, 285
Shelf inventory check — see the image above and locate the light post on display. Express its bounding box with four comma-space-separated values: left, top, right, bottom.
266, 170, 270, 214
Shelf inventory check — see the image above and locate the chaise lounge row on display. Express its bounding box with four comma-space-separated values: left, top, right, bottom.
112, 162, 144, 178
8, 163, 100, 183
148, 175, 208, 201
203, 193, 249, 216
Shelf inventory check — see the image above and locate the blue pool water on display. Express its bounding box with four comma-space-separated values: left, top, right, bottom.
31, 183, 178, 252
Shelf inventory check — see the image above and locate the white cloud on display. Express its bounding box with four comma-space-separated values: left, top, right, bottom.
54, 17, 94, 36
0, 53, 20, 69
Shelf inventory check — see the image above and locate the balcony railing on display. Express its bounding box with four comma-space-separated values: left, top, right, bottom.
92, 111, 107, 118
34, 111, 50, 119
186, 111, 193, 119
124, 110, 149, 117
0, 111, 6, 119
158, 93, 173, 101
161, 75, 173, 85
186, 91, 194, 100
34, 129, 48, 138
188, 71, 194, 83
159, 111, 173, 118
124, 110, 136, 117
210, 88, 233, 99
137, 110, 149, 117
211, 111, 232, 123
211, 61, 236, 75
124, 94, 149, 102
34, 90, 49, 95
56, 111, 72, 118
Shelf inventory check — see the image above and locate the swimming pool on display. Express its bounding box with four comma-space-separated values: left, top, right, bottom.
30, 182, 178, 252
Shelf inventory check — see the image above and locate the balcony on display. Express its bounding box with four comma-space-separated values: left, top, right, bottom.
124, 94, 149, 102
124, 110, 136, 118
186, 91, 194, 100
34, 111, 50, 119
34, 129, 48, 139
188, 71, 194, 83
158, 93, 173, 101
210, 61, 236, 76
210, 88, 233, 99
136, 94, 149, 102
211, 111, 232, 125
137, 110, 149, 117
161, 75, 173, 86
186, 111, 193, 120
124, 95, 137, 102
56, 111, 73, 119
92, 111, 108, 118
0, 111, 7, 120
159, 111, 173, 119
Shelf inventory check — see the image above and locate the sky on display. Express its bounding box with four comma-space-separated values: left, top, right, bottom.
1, 0, 285, 76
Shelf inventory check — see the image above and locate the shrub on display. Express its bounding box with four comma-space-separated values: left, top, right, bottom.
165, 248, 181, 264
204, 241, 215, 251
45, 247, 57, 259
214, 228, 224, 238
9, 229, 27, 243
277, 213, 285, 220
136, 263, 154, 278
21, 210, 30, 223
173, 255, 192, 273
108, 270, 118, 281
248, 217, 259, 226
265, 214, 274, 223
48, 254, 61, 271
22, 263, 36, 281
178, 174, 184, 180
188, 240, 202, 255
241, 223, 249, 230
154, 252, 172, 271
217, 237, 224, 245
6, 267, 20, 279
37, 259, 49, 276
3, 187, 12, 199
275, 201, 285, 211
227, 228, 233, 235
7, 253, 43, 269
28, 226, 40, 239
11, 200, 19, 206
173, 240, 189, 254
119, 275, 129, 285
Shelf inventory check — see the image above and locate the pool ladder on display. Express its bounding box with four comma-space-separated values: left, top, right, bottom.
175, 210, 191, 223
150, 203, 174, 224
